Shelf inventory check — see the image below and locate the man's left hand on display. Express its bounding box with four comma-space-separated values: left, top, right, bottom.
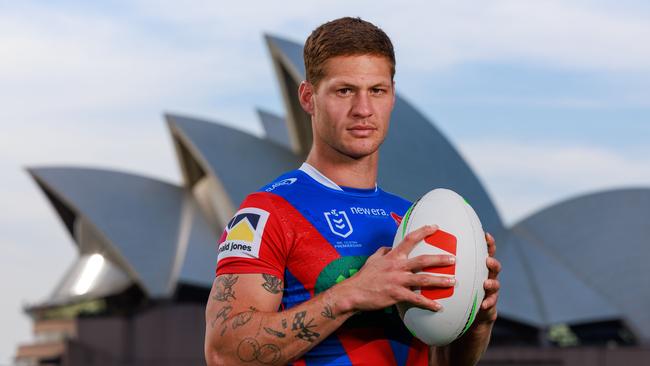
476, 232, 501, 324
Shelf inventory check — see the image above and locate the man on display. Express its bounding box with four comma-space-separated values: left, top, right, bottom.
205, 17, 501, 365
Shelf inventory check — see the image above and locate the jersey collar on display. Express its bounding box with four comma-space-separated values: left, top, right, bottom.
299, 162, 378, 193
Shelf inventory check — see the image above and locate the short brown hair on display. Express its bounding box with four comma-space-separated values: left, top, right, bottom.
303, 17, 395, 87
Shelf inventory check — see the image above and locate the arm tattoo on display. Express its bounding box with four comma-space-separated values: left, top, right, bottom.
264, 327, 286, 338
261, 274, 283, 294
232, 307, 258, 329
213, 274, 238, 302
292, 311, 321, 342
237, 337, 282, 365
211, 305, 233, 329
321, 304, 336, 320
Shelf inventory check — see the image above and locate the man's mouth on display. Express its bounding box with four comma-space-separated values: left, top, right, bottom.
347, 125, 377, 137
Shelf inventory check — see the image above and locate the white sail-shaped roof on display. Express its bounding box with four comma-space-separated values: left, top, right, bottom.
29, 167, 217, 299
499, 188, 650, 342
167, 113, 301, 213
257, 108, 291, 150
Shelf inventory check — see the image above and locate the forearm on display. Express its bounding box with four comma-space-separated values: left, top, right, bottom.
205, 288, 355, 365
431, 320, 495, 366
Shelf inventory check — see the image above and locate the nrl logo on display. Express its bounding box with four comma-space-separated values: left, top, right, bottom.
324, 209, 353, 238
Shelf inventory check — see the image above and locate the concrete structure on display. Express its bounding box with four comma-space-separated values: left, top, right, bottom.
16, 35, 650, 365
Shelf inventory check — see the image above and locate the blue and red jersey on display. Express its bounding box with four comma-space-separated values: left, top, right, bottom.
216, 163, 429, 365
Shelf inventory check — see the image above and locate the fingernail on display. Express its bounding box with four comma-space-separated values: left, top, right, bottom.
434, 303, 443, 311
448, 256, 456, 264
448, 277, 456, 285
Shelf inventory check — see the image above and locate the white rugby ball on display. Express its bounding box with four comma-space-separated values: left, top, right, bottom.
393, 188, 488, 346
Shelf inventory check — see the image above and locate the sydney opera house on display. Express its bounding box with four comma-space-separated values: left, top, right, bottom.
15, 34, 650, 365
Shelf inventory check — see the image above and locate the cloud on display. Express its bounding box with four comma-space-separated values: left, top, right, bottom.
457, 138, 650, 224
0, 2, 277, 125
388, 0, 650, 72
130, 0, 650, 72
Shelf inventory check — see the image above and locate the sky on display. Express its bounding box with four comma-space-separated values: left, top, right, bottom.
1, 0, 649, 363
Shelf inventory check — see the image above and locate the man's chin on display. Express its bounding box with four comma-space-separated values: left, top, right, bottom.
340, 146, 380, 160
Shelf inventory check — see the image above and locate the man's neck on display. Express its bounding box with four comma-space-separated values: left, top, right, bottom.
305, 148, 378, 190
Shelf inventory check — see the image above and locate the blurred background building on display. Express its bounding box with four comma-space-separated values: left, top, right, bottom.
15, 35, 650, 366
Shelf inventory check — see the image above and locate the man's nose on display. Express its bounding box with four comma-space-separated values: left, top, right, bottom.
351, 93, 373, 119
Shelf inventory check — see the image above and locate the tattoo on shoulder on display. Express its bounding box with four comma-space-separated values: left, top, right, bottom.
232, 307, 258, 329
237, 337, 282, 365
321, 304, 335, 320
213, 274, 238, 302
261, 274, 283, 294
291, 311, 320, 342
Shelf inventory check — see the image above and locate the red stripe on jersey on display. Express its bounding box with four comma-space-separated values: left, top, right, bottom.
291, 359, 307, 366
336, 328, 398, 366
216, 192, 290, 278
269, 193, 341, 297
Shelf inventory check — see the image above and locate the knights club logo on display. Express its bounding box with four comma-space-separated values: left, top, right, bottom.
324, 209, 353, 238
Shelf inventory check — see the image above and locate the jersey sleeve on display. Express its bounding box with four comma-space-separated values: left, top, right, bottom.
215, 192, 289, 279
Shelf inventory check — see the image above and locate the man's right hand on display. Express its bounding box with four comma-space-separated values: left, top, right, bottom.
333, 225, 456, 314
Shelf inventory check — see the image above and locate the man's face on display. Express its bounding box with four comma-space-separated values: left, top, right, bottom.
300, 54, 395, 160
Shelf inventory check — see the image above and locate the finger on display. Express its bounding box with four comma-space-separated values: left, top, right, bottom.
404, 273, 455, 288
372, 246, 391, 257
485, 232, 496, 257
485, 232, 495, 245
406, 254, 455, 272
486, 257, 502, 279
365, 247, 390, 265
394, 225, 438, 256
402, 290, 443, 312
481, 293, 499, 310
484, 279, 500, 293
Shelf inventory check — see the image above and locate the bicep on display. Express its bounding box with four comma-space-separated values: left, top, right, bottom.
206, 273, 284, 336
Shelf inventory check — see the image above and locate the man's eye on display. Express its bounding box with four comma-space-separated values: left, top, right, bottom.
371, 88, 386, 95
337, 88, 352, 96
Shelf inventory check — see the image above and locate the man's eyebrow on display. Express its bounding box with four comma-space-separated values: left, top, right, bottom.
370, 82, 391, 88
331, 81, 357, 88
331, 81, 391, 88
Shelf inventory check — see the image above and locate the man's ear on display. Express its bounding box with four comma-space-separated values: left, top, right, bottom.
298, 81, 314, 115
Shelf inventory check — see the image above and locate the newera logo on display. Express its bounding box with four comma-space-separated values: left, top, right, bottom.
349, 206, 388, 216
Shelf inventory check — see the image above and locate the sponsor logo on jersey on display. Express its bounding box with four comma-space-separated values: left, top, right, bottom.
218, 207, 270, 262
349, 206, 388, 216
324, 209, 353, 238
264, 178, 297, 192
